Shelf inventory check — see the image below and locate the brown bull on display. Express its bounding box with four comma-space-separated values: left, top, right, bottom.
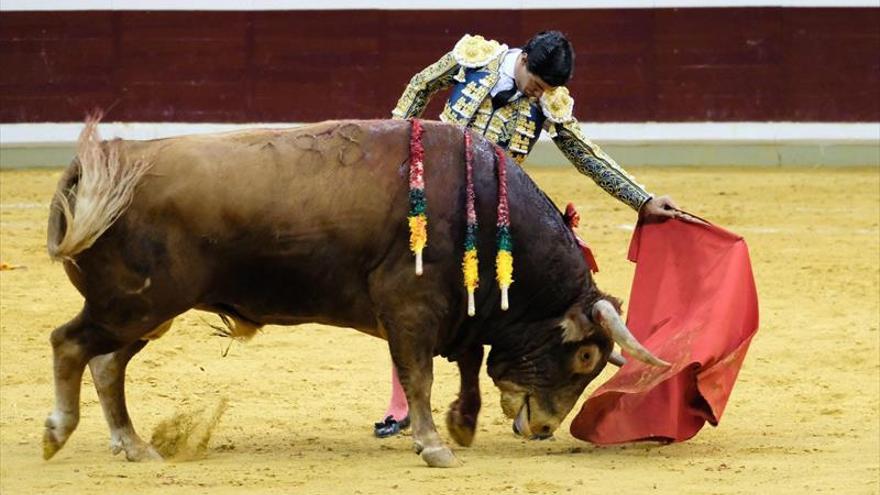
44, 118, 667, 467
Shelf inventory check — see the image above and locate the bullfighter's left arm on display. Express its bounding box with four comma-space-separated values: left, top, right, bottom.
542, 88, 652, 211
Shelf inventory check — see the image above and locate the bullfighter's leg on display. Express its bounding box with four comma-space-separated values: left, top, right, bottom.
88, 338, 161, 461
374, 364, 410, 438
44, 311, 124, 460
446, 345, 483, 447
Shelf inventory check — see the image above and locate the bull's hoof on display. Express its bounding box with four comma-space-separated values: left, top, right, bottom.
446, 407, 476, 447
123, 442, 163, 462
43, 414, 75, 460
110, 432, 163, 462
42, 428, 65, 460
420, 446, 460, 468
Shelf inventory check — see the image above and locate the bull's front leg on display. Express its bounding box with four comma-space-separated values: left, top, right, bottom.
383, 323, 459, 468
446, 345, 483, 447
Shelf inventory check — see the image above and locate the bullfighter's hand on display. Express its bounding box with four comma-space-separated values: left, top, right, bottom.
641, 196, 709, 225
640, 195, 679, 220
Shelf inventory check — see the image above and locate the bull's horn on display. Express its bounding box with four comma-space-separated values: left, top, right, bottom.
592, 300, 670, 368
608, 350, 627, 367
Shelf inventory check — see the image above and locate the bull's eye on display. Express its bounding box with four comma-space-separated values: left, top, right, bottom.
573, 344, 601, 375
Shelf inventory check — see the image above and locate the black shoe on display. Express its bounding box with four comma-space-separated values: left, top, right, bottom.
373, 415, 411, 438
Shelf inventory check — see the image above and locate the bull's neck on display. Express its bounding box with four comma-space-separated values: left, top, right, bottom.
447, 154, 591, 355
478, 232, 590, 349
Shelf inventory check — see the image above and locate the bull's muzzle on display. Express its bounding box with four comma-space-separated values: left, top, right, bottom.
511, 395, 557, 440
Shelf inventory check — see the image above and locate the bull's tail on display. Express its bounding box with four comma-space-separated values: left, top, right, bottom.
47, 114, 153, 261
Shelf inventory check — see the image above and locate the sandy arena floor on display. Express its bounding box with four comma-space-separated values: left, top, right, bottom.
1, 165, 878, 494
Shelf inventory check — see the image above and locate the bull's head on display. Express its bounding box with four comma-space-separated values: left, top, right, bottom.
487, 297, 669, 439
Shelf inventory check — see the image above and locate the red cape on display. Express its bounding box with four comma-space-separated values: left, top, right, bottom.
570, 217, 759, 444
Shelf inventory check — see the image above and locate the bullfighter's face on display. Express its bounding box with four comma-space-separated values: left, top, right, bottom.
515, 52, 554, 100
486, 306, 614, 439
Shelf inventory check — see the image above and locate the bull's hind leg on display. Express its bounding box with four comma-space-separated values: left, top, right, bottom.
88, 338, 161, 461
446, 345, 483, 447
44, 312, 124, 460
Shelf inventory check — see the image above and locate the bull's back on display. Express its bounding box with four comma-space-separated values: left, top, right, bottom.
130, 120, 407, 251
104, 120, 464, 329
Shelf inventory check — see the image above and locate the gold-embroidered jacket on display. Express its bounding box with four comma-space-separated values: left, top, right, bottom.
391, 34, 651, 211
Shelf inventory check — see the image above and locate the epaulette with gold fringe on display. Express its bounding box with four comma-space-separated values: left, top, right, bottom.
452, 34, 507, 68
540, 86, 575, 124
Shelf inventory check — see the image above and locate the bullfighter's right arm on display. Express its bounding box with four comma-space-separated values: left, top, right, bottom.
391, 52, 460, 120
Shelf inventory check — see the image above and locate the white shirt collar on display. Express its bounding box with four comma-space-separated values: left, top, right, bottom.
491, 48, 522, 99
501, 48, 520, 79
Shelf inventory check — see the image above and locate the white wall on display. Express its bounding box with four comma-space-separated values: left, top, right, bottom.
2, 122, 879, 145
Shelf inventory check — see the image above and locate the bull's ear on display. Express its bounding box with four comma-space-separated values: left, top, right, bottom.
560, 306, 592, 343
571, 343, 602, 375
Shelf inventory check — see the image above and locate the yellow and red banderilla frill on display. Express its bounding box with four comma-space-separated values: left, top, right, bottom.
408, 119, 427, 275
407, 121, 514, 314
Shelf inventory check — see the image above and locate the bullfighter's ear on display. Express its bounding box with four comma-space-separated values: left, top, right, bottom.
560, 306, 592, 343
